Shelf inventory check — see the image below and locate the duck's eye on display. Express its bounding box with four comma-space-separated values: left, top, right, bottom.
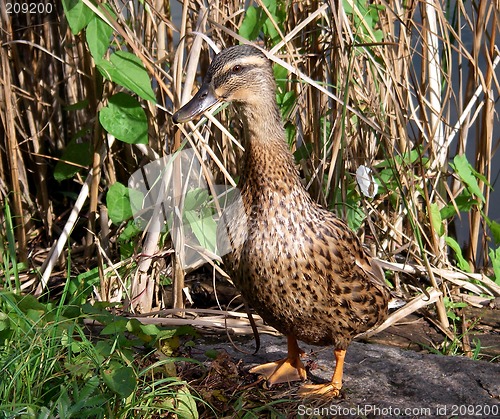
231, 65, 242, 73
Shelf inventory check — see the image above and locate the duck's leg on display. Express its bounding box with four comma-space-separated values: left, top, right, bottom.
298, 348, 346, 398
249, 335, 307, 385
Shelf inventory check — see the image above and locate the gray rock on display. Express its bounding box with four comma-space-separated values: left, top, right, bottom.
195, 333, 500, 417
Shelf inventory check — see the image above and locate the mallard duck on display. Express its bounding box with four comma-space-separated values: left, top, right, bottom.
173, 44, 389, 397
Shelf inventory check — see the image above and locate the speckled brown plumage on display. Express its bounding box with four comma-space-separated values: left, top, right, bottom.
173, 44, 390, 397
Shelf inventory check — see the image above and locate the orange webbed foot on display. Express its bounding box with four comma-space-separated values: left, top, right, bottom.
249, 335, 307, 386
298, 383, 342, 398
249, 356, 306, 385
298, 348, 346, 399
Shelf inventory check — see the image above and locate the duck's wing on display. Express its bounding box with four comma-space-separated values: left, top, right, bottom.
318, 209, 390, 294
355, 253, 388, 291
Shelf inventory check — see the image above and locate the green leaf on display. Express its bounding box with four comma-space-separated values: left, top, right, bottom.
54, 140, 92, 182
86, 7, 114, 62
183, 189, 210, 212
134, 322, 161, 339
61, 330, 83, 353
66, 376, 107, 416
118, 221, 141, 242
69, 267, 100, 303
445, 236, 471, 272
485, 217, 500, 244
64, 357, 93, 378
372, 29, 384, 43
343, 0, 384, 43
100, 318, 129, 335
97, 51, 155, 102
261, 0, 285, 44
102, 365, 136, 397
263, 18, 280, 44
128, 187, 145, 215
99, 93, 148, 144
376, 146, 426, 169
277, 91, 296, 119
450, 154, 485, 203
238, 6, 266, 40
347, 205, 366, 232
204, 349, 218, 359
178, 188, 219, 252
489, 247, 500, 285
61, 0, 93, 34
57, 386, 71, 418
0, 312, 10, 332
17, 293, 48, 312
78, 376, 101, 401
77, 267, 101, 284
293, 142, 313, 162
117, 221, 141, 259
284, 122, 296, 148
94, 341, 113, 358
82, 302, 115, 324
273, 63, 288, 92
440, 192, 479, 219
343, 188, 366, 232
174, 386, 199, 419
184, 211, 218, 253
343, 0, 354, 14
107, 182, 133, 224
429, 203, 444, 236
443, 296, 468, 310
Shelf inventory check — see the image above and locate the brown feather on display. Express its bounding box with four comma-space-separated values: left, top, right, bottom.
175, 44, 390, 352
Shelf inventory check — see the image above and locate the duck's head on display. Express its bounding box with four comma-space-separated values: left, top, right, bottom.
173, 45, 275, 124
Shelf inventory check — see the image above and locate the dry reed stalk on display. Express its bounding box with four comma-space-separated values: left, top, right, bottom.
471, 2, 496, 268
1, 13, 28, 264
422, 1, 448, 273
168, 2, 211, 314
461, 0, 497, 270
365, 287, 443, 337
85, 307, 281, 336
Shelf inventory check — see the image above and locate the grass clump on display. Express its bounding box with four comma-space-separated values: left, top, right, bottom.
0, 292, 201, 418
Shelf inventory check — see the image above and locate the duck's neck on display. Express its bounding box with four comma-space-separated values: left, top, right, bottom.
236, 100, 306, 196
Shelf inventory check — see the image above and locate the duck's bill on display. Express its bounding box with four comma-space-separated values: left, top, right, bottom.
172, 83, 220, 123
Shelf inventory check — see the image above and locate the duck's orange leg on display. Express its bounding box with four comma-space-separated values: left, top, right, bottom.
249, 335, 307, 385
298, 348, 346, 398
